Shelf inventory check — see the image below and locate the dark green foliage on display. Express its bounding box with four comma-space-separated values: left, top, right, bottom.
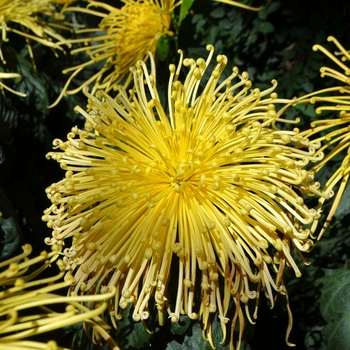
0, 213, 23, 260
177, 0, 195, 27
157, 35, 171, 62
316, 269, 350, 350
335, 182, 350, 222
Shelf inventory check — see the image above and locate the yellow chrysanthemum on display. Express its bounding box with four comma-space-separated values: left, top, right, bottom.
43, 46, 323, 348
51, 0, 262, 107
295, 36, 350, 241
51, 0, 175, 106
0, 0, 74, 58
0, 0, 74, 95
0, 243, 118, 350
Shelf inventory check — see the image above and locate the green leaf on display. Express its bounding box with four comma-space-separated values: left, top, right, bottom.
182, 321, 223, 350
113, 305, 152, 349
0, 187, 24, 260
166, 340, 183, 350
0, 217, 23, 261
258, 2, 281, 20
334, 180, 350, 222
178, 0, 195, 27
295, 103, 318, 117
178, 316, 252, 350
157, 35, 170, 62
210, 7, 225, 19
71, 324, 103, 350
171, 315, 191, 335
315, 269, 350, 350
301, 80, 314, 93
16, 53, 50, 113
259, 21, 274, 34
267, 2, 281, 14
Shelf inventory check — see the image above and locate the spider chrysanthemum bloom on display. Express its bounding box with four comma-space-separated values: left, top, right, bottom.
0, 244, 117, 350
51, 0, 177, 106
0, 0, 74, 55
295, 36, 350, 241
43, 46, 322, 348
51, 0, 262, 107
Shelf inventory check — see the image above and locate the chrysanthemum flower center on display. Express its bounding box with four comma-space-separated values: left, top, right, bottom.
52, 0, 173, 105
104, 1, 170, 58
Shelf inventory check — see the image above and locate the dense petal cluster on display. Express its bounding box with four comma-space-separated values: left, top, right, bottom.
52, 0, 175, 106
43, 46, 323, 348
296, 36, 350, 241
0, 0, 74, 56
52, 0, 262, 106
0, 244, 117, 350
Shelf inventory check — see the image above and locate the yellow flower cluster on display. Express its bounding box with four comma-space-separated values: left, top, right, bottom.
51, 0, 174, 106
0, 0, 74, 95
296, 36, 350, 242
43, 45, 328, 348
51, 0, 262, 106
0, 244, 117, 350
0, 0, 72, 48
3, 0, 350, 348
